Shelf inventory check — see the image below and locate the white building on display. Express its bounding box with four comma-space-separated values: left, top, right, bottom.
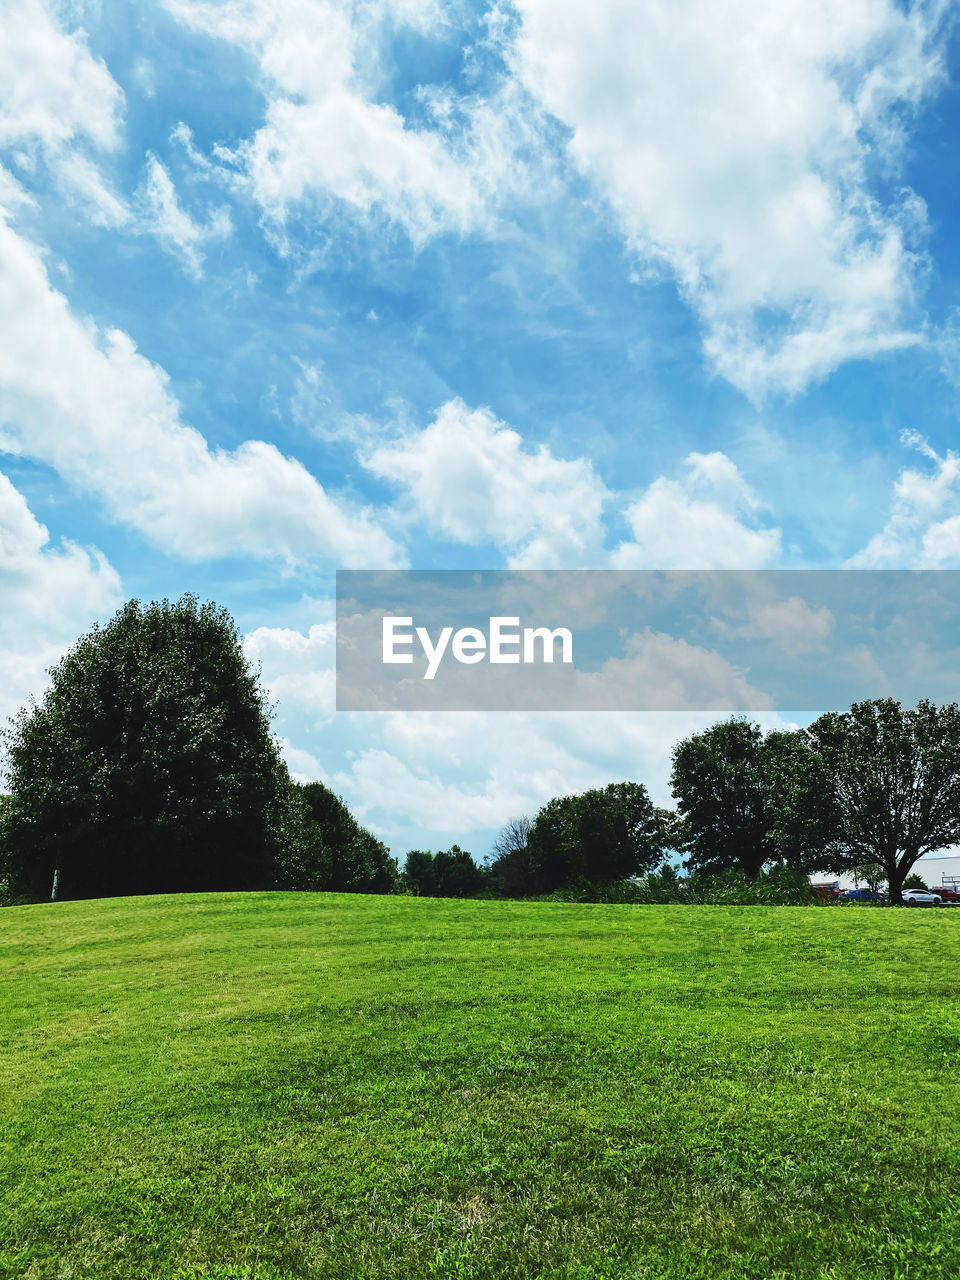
812, 852, 960, 892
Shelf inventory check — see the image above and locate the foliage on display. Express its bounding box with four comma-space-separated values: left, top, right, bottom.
402, 849, 438, 896
799, 698, 960, 903
297, 781, 398, 893
2, 892, 960, 1279
670, 719, 833, 878
270, 780, 331, 892
485, 815, 533, 896
526, 782, 670, 893
685, 865, 820, 906
903, 873, 930, 892
0, 596, 308, 900
0, 795, 12, 905
402, 846, 485, 897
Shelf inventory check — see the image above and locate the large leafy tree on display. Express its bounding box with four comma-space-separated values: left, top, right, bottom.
297, 781, 398, 893
1, 596, 310, 901
527, 782, 670, 893
670, 718, 832, 878
799, 698, 960, 903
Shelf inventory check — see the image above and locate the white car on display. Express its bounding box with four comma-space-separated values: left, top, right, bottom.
902, 889, 942, 906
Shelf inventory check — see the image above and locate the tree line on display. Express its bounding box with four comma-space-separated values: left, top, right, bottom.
2, 596, 959, 906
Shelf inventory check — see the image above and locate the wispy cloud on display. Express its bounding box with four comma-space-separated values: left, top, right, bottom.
0, 212, 403, 568
507, 0, 945, 399
138, 153, 231, 277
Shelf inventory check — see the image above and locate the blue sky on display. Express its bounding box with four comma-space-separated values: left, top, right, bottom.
2, 0, 960, 858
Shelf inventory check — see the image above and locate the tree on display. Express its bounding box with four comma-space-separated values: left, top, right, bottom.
433, 845, 485, 897
1, 596, 311, 900
527, 782, 670, 893
401, 846, 485, 898
670, 718, 831, 878
297, 781, 397, 893
486, 815, 533, 896
403, 850, 438, 896
798, 698, 960, 904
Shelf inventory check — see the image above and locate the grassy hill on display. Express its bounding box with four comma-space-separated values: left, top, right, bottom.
1, 894, 959, 1280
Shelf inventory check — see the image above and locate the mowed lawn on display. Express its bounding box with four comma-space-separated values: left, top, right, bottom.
1, 896, 959, 1280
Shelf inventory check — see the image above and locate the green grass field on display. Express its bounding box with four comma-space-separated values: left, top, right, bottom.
2, 894, 959, 1280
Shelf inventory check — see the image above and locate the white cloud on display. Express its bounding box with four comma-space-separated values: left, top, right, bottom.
331, 707, 793, 849
851, 430, 960, 566
507, 0, 944, 398
363, 401, 778, 570
712, 595, 835, 656
242, 609, 793, 849
0, 210, 403, 567
138, 153, 231, 278
162, 0, 544, 245
56, 152, 130, 228
0, 0, 129, 221
0, 0, 122, 155
0, 469, 122, 734
243, 622, 337, 726
363, 397, 609, 567
612, 452, 781, 568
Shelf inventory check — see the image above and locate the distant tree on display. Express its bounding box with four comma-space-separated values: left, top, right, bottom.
486, 815, 533, 896
799, 699, 960, 904
671, 719, 832, 878
903, 873, 929, 892
849, 860, 886, 893
433, 845, 485, 897
527, 782, 670, 893
1, 596, 311, 901
401, 847, 484, 898
403, 850, 438, 896
297, 781, 397, 893
671, 719, 769, 878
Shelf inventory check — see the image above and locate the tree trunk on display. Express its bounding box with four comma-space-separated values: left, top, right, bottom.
887, 862, 905, 905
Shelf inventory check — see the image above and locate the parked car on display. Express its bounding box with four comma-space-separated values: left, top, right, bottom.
902, 888, 942, 906
812, 883, 843, 900
932, 886, 960, 903
838, 888, 885, 902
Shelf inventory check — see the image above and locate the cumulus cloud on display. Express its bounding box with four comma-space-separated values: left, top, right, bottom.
507, 0, 944, 397
0, 470, 122, 733
713, 595, 835, 656
243, 621, 337, 726
0, 211, 402, 567
0, 0, 129, 221
612, 452, 781, 568
363, 398, 610, 567
162, 0, 545, 245
256, 626, 758, 843
331, 707, 792, 848
850, 430, 960, 566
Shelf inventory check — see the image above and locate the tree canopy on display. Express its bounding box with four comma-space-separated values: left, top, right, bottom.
297, 781, 398, 893
402, 846, 484, 897
670, 718, 832, 878
1, 596, 310, 900
527, 782, 670, 893
798, 698, 960, 903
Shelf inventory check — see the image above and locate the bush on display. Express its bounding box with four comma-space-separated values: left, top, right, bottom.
685, 865, 820, 906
